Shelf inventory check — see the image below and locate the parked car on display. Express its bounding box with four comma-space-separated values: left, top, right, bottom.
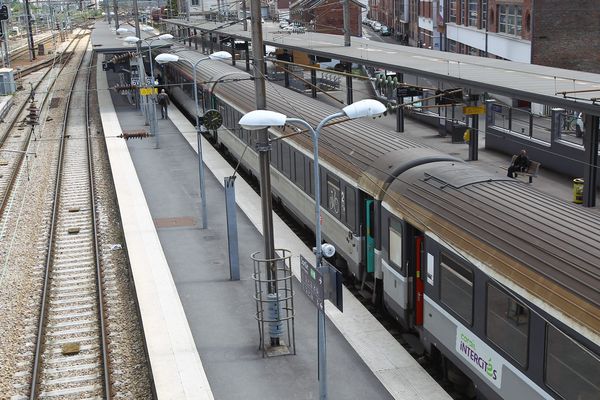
279, 20, 289, 28
380, 25, 390, 36
372, 22, 382, 32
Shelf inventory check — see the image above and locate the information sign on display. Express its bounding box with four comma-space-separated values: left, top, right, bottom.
300, 256, 324, 311
397, 86, 423, 98
0, 6, 8, 21
139, 87, 158, 96
463, 105, 486, 115
321, 258, 343, 312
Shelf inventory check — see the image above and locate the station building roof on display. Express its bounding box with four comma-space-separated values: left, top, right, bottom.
165, 18, 600, 115
91, 21, 173, 53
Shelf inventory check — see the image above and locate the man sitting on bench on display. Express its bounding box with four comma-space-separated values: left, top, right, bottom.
508, 149, 530, 178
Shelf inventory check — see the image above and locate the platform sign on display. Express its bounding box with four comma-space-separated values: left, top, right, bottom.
139, 87, 158, 96
0, 6, 8, 21
300, 255, 324, 311
463, 105, 485, 115
397, 86, 423, 98
321, 258, 343, 312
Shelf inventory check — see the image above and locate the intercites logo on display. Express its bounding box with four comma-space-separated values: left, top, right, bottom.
455, 328, 503, 389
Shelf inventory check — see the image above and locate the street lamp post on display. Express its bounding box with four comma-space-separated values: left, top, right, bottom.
239, 99, 386, 400
155, 52, 232, 230
124, 33, 175, 149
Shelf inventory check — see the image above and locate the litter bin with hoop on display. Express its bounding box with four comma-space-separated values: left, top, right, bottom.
573, 178, 584, 204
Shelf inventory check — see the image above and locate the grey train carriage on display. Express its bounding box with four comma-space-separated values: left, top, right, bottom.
159, 47, 600, 400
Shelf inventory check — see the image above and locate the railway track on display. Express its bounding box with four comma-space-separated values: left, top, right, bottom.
28, 35, 111, 398
0, 32, 84, 220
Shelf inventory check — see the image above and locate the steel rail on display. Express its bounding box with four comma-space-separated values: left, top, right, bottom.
0, 31, 84, 219
28, 31, 110, 399
87, 48, 112, 399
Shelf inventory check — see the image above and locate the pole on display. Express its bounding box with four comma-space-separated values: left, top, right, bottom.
113, 0, 119, 29
224, 176, 240, 280
250, 0, 277, 346
24, 0, 35, 60
287, 113, 343, 400
192, 60, 208, 229
468, 112, 479, 161
147, 41, 159, 148
342, 0, 350, 46
242, 0, 247, 30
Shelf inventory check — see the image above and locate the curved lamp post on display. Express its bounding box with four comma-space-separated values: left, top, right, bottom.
155, 52, 232, 229
239, 98, 386, 400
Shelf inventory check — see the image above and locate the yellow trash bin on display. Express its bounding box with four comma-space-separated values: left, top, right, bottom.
573, 178, 584, 204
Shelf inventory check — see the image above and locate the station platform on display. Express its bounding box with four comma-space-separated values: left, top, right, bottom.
96, 53, 451, 400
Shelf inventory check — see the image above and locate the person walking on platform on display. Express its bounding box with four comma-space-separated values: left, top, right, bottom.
157, 89, 171, 119
507, 149, 530, 178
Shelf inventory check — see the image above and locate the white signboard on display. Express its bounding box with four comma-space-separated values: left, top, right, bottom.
456, 326, 503, 388
426, 253, 434, 285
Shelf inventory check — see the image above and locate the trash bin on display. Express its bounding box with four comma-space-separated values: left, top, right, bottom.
38, 43, 45, 56
451, 123, 468, 143
573, 178, 584, 204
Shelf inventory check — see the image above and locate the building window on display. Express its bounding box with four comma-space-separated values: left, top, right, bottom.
486, 284, 529, 367
481, 0, 488, 29
498, 4, 522, 36
192, 0, 199, 5
448, 39, 457, 53
468, 0, 478, 27
545, 325, 600, 399
449, 0, 457, 23
440, 255, 473, 325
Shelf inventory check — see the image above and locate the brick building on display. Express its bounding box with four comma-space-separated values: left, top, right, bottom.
365, 0, 600, 73
531, 0, 600, 73
290, 0, 363, 36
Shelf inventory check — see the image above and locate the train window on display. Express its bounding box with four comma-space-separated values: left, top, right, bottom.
545, 325, 600, 400
440, 255, 473, 325
281, 142, 292, 178
294, 151, 304, 190
327, 176, 341, 218
486, 284, 529, 367
270, 134, 279, 167
389, 226, 402, 270
344, 186, 356, 231
307, 160, 314, 197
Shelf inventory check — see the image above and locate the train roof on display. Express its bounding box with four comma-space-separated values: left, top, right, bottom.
166, 48, 441, 183
384, 161, 600, 339
165, 46, 600, 341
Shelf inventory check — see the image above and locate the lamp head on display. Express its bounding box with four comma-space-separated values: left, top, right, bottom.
209, 51, 232, 61
239, 110, 287, 130
123, 36, 140, 44
342, 99, 387, 119
155, 53, 180, 64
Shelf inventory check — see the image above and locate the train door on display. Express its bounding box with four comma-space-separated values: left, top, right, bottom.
414, 235, 424, 326
365, 199, 375, 275
404, 226, 424, 329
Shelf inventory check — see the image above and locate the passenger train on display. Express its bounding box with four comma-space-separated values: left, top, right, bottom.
154, 46, 600, 399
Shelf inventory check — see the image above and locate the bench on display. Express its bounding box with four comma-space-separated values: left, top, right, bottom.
511, 155, 541, 183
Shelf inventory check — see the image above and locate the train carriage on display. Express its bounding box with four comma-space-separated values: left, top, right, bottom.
157, 46, 600, 399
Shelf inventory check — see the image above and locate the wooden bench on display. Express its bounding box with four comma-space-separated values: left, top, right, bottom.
511, 155, 541, 183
